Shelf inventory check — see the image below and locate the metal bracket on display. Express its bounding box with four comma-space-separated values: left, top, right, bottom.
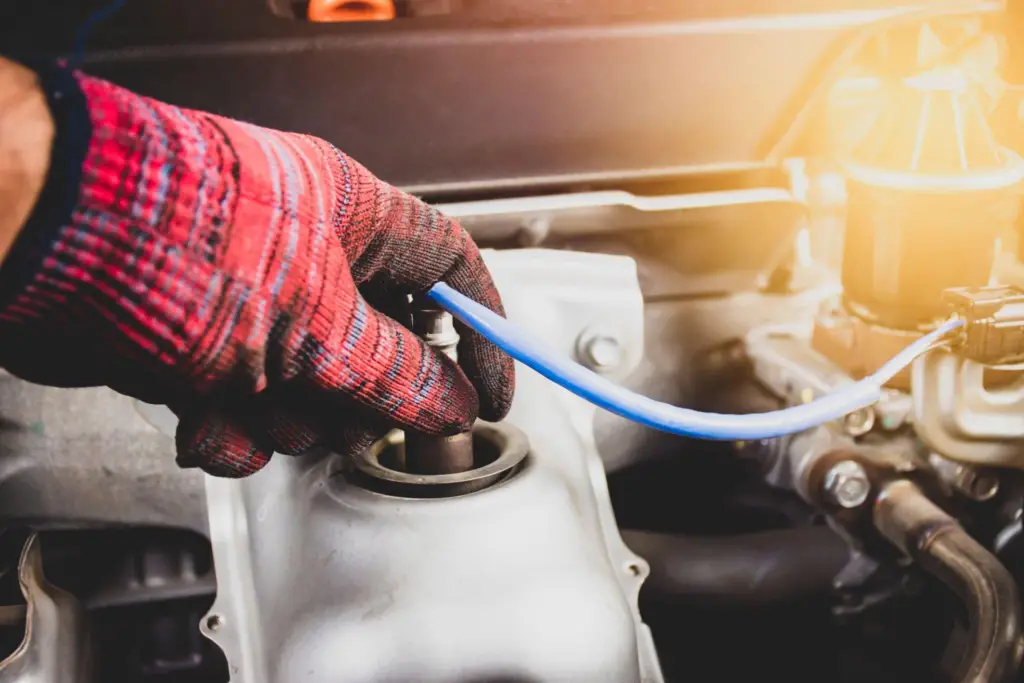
912, 349, 1024, 467
0, 533, 93, 683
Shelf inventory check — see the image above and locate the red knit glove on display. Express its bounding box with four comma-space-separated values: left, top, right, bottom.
0, 63, 514, 477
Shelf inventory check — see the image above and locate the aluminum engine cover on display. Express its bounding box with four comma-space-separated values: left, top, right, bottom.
193, 249, 662, 683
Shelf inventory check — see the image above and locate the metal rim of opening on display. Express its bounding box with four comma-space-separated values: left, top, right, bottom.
349, 422, 529, 498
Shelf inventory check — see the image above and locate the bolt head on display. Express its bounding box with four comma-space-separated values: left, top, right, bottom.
413, 309, 460, 361
953, 467, 1000, 502
578, 330, 624, 371
843, 408, 875, 436
824, 460, 871, 509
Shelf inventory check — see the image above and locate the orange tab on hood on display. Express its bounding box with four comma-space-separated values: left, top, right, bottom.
308, 0, 396, 22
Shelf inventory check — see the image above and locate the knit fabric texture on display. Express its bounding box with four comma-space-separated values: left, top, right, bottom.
0, 66, 514, 477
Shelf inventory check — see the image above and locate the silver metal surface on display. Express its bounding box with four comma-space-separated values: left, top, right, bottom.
912, 349, 1024, 467
953, 468, 1001, 502
412, 306, 460, 362
744, 322, 874, 500
843, 407, 876, 437
742, 322, 848, 496
577, 327, 626, 373
765, 424, 855, 502
746, 323, 857, 406
401, 430, 478, 477
405, 305, 470, 474
928, 453, 1001, 502
823, 460, 871, 509
745, 322, 874, 436
874, 389, 914, 431
596, 281, 839, 473
442, 188, 802, 243
354, 423, 527, 496
199, 249, 662, 683
0, 533, 93, 683
0, 377, 206, 533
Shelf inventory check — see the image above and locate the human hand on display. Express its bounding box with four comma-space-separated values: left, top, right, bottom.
0, 63, 514, 477
0, 57, 54, 266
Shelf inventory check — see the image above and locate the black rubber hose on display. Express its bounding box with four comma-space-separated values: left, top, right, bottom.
622, 526, 850, 607
874, 481, 1024, 683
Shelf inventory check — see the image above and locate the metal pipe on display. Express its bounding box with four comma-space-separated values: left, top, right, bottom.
622, 526, 850, 607
404, 432, 475, 475
874, 481, 1024, 683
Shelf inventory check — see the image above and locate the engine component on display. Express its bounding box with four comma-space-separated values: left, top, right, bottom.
759, 423, 853, 505
401, 430, 477, 477
196, 249, 661, 683
7, 5, 1024, 683
0, 533, 93, 683
410, 303, 460, 362
404, 304, 475, 475
431, 281, 961, 441
32, 528, 223, 680
812, 61, 1024, 391
812, 302, 926, 390
823, 460, 873, 509
351, 423, 527, 498
944, 285, 1024, 366
622, 526, 851, 608
744, 323, 874, 431
839, 68, 1024, 331
749, 305, 1024, 679
0, 375, 206, 534
912, 348, 1024, 467
874, 480, 1024, 683
927, 453, 1001, 502
744, 322, 886, 503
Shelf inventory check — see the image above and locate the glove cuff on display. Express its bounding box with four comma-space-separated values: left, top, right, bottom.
0, 61, 91, 312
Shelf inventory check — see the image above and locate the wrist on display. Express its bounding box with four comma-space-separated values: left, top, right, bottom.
0, 57, 54, 264
0, 60, 92, 323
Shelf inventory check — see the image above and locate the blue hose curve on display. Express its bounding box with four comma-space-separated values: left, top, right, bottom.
427, 282, 964, 441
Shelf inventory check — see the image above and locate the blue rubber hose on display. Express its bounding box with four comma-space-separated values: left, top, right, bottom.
427, 282, 964, 441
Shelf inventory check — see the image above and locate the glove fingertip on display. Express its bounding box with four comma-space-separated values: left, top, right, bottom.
324, 427, 384, 460
175, 411, 272, 478
441, 250, 516, 423
459, 333, 515, 423
477, 384, 514, 423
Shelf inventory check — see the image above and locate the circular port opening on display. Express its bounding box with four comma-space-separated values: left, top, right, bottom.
348, 423, 528, 499
377, 433, 502, 472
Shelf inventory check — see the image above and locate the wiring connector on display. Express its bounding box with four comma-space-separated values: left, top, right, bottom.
944, 286, 1024, 365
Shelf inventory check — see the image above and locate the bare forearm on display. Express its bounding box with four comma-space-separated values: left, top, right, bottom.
0, 57, 54, 264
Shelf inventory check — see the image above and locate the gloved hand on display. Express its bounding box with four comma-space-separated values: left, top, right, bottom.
0, 61, 515, 477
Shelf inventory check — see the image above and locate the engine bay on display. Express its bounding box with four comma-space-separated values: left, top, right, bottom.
3, 1, 1024, 682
